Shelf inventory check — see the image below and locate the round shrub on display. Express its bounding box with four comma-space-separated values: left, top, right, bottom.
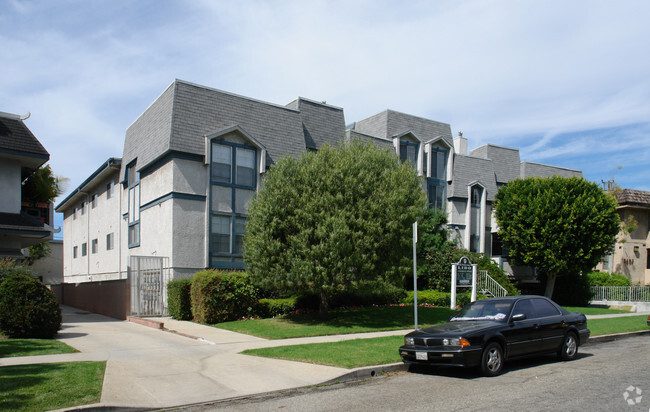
190, 270, 258, 324
0, 274, 61, 338
0, 258, 33, 286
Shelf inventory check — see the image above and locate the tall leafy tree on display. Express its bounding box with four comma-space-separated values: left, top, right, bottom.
244, 140, 426, 317
495, 176, 619, 298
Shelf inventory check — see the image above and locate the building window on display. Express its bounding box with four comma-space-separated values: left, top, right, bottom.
400, 141, 418, 165
427, 181, 445, 210
647, 249, 650, 270
106, 181, 114, 199
106, 233, 114, 250
126, 162, 140, 248
73, 208, 77, 220
209, 140, 257, 267
430, 148, 447, 180
470, 186, 483, 253
81, 243, 87, 256
91, 194, 98, 209
91, 239, 98, 254
81, 201, 86, 215
73, 246, 78, 259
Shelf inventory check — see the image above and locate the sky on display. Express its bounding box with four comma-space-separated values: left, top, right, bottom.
2, 0, 649, 238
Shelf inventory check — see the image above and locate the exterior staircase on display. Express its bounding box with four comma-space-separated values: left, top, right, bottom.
478, 270, 508, 297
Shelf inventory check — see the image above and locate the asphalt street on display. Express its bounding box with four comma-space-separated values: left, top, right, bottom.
189, 335, 650, 412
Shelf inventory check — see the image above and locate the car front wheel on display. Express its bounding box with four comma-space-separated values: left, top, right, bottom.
481, 342, 504, 376
558, 332, 578, 361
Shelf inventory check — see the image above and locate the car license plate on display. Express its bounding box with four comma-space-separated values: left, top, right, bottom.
416, 351, 427, 360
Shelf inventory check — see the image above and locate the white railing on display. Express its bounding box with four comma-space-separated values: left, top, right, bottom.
478, 270, 508, 298
591, 286, 650, 302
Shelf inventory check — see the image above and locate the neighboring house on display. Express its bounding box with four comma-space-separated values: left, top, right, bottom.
596, 189, 650, 285
0, 111, 54, 258
56, 80, 582, 317
28, 239, 63, 286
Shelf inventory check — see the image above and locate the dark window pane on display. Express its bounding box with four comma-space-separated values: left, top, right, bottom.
532, 299, 560, 317
212, 143, 232, 183
211, 215, 230, 253
236, 166, 254, 187
513, 299, 536, 319
233, 217, 246, 254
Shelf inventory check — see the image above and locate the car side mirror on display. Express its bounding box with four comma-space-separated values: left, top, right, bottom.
511, 313, 526, 322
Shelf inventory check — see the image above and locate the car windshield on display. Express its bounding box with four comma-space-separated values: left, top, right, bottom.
451, 300, 513, 321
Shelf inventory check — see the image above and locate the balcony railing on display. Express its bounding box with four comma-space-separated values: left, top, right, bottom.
478, 270, 508, 298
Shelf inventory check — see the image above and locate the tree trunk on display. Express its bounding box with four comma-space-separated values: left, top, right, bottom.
319, 290, 329, 320
544, 273, 557, 299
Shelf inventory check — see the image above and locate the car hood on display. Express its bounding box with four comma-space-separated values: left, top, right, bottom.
413, 320, 503, 337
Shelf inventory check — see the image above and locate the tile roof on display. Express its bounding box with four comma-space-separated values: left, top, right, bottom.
352, 109, 453, 146
616, 189, 650, 207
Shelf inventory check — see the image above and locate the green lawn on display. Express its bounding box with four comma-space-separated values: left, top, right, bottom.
216, 306, 456, 339
242, 314, 650, 369
0, 339, 78, 358
0, 361, 106, 411
562, 306, 631, 315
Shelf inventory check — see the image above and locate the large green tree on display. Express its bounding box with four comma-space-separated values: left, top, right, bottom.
494, 176, 619, 298
244, 140, 426, 317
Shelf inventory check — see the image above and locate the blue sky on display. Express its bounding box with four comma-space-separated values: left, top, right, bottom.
2, 1, 649, 238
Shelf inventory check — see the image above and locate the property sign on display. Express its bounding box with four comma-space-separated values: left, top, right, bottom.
450, 256, 477, 309
456, 256, 473, 287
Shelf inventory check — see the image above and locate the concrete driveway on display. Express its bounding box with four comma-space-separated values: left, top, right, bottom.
0, 306, 350, 409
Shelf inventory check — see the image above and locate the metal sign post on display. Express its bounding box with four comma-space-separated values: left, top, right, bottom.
413, 221, 418, 330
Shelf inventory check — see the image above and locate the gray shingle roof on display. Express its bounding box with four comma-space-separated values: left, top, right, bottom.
352, 109, 453, 146
0, 112, 49, 164
448, 154, 499, 201
121, 80, 345, 177
470, 144, 520, 184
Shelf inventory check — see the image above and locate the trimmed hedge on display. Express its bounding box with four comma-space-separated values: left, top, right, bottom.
168, 278, 193, 320
0, 258, 33, 286
294, 281, 407, 312
190, 270, 258, 324
586, 271, 631, 287
402, 290, 487, 308
0, 274, 61, 338
255, 297, 298, 318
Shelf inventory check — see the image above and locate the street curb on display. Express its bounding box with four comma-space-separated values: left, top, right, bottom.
586, 329, 650, 344
322, 362, 409, 384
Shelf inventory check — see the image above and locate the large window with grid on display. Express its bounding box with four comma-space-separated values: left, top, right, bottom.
210, 139, 256, 268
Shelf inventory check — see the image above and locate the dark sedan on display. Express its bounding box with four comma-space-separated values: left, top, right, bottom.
399, 295, 590, 376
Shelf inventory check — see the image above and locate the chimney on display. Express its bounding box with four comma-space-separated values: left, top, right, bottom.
454, 131, 467, 155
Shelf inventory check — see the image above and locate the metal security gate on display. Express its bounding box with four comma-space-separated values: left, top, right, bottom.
129, 256, 171, 316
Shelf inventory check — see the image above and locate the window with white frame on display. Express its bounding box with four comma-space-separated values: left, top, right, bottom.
209, 139, 257, 268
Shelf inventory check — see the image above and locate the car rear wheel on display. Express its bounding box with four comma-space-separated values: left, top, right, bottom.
481, 342, 504, 376
558, 332, 578, 361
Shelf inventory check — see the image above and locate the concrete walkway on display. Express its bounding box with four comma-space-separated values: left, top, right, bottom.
0, 307, 408, 409
2, 307, 649, 410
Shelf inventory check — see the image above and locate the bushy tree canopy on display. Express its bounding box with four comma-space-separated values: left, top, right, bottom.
244, 140, 426, 317
495, 176, 619, 298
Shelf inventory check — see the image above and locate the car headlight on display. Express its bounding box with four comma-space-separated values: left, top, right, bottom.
405, 337, 415, 346
443, 338, 470, 346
